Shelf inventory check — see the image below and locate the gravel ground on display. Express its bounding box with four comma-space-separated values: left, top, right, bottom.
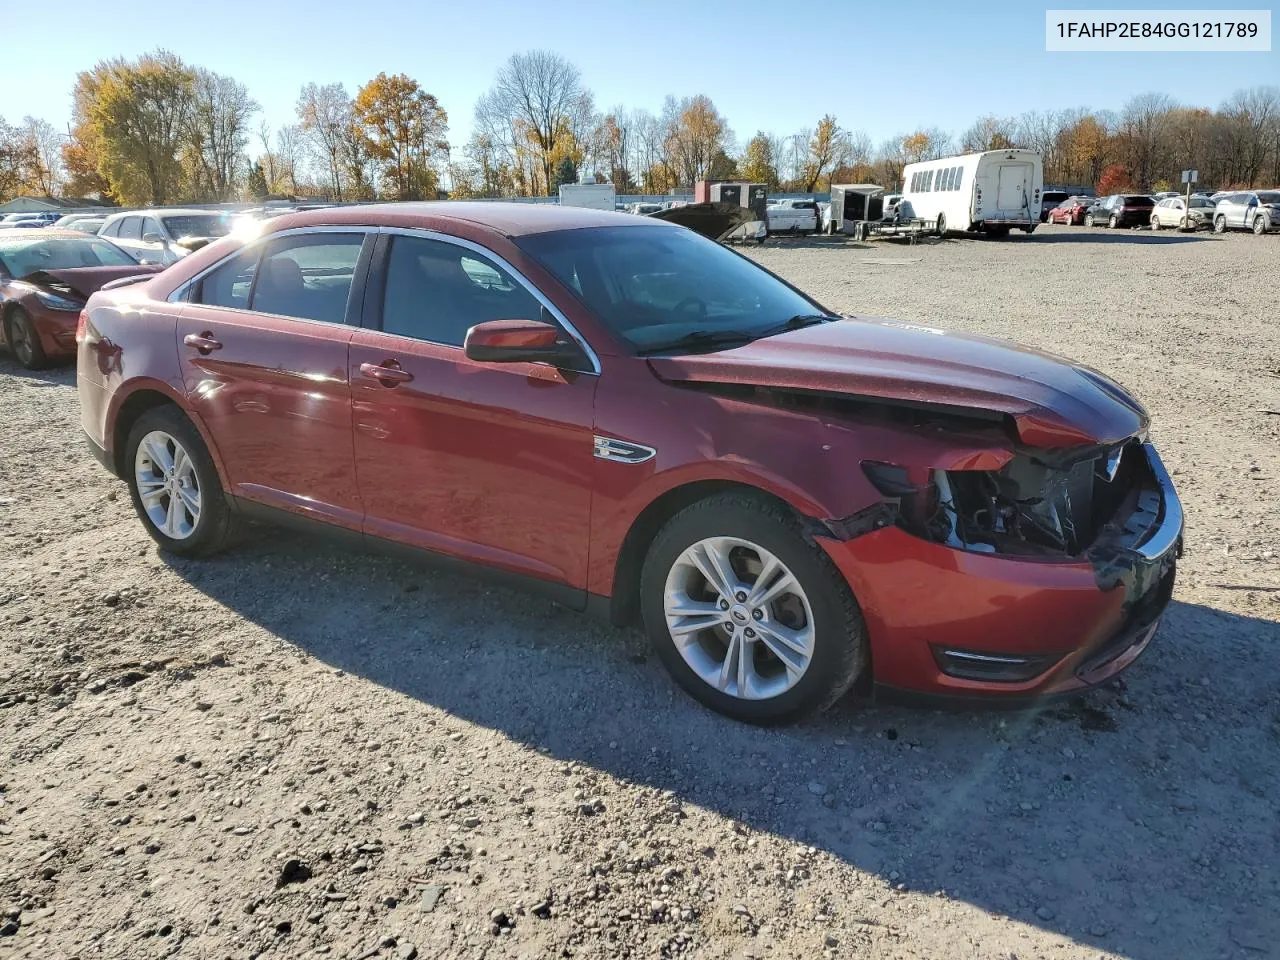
1, 223, 1278, 960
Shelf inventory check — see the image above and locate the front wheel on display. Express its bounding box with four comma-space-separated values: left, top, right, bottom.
125, 405, 236, 557
935, 214, 946, 236
1214, 215, 1227, 234
1254, 215, 1268, 236
640, 493, 867, 724
5, 307, 49, 370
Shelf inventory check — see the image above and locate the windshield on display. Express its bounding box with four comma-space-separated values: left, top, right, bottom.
1256, 192, 1280, 204
0, 235, 137, 276
1188, 198, 1215, 208
516, 224, 826, 353
161, 215, 233, 239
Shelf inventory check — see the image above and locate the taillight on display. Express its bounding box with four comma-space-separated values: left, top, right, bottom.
75, 309, 88, 344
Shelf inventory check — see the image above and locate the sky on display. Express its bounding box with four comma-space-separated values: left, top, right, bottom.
1, 0, 1276, 156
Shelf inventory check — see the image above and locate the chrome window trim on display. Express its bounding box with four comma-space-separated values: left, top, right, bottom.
376, 226, 601, 376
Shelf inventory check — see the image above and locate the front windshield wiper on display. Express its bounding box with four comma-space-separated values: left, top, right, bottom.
754, 313, 840, 338
636, 329, 759, 356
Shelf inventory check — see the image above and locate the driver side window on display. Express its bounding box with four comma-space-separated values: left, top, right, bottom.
379, 235, 543, 347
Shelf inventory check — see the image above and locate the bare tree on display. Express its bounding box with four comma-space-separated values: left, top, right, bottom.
1222, 86, 1280, 186
19, 117, 63, 195
186, 70, 257, 201
1118, 92, 1176, 189
297, 82, 351, 200
482, 51, 593, 195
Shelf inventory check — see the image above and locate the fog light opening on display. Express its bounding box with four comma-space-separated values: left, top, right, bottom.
932, 647, 1059, 683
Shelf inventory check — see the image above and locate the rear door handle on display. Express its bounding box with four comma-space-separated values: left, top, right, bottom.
360, 361, 414, 386
183, 332, 222, 354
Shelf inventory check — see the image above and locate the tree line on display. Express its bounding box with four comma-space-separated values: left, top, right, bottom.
1, 48, 1277, 206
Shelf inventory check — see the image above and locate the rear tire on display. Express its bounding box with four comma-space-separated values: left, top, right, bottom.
1150, 215, 1161, 230
1108, 214, 1119, 229
1084, 214, 1095, 227
125, 405, 236, 557
935, 214, 946, 237
5, 307, 49, 370
640, 492, 867, 724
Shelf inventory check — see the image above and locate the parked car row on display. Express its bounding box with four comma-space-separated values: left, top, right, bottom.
1048, 189, 1280, 234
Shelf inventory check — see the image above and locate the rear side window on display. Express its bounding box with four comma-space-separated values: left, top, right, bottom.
379, 235, 542, 347
250, 233, 365, 323
118, 217, 142, 240
100, 219, 121, 238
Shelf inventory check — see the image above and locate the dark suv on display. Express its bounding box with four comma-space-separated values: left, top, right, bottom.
1085, 195, 1155, 229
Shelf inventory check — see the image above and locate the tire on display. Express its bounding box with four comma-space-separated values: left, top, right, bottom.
125, 404, 236, 557
1108, 214, 1118, 229
1214, 215, 1226, 234
1084, 214, 1095, 227
1254, 215, 1268, 236
639, 492, 868, 724
935, 214, 946, 237
5, 307, 49, 370
1150, 215, 1161, 230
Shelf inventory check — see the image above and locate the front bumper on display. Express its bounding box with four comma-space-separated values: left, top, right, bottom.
32, 307, 79, 359
819, 443, 1182, 701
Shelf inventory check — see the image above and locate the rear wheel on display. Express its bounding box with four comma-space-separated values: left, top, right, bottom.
1108, 214, 1119, 229
1150, 214, 1161, 230
5, 307, 48, 370
1084, 214, 1096, 227
125, 405, 236, 557
935, 214, 946, 236
1214, 215, 1227, 234
640, 493, 867, 724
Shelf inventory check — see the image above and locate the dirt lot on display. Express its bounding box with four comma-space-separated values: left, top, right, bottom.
2, 224, 1278, 960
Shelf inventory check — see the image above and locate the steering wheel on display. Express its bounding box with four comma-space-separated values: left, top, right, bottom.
672, 296, 707, 318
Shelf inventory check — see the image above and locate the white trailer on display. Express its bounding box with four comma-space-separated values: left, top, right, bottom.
900, 149, 1043, 236
558, 183, 616, 211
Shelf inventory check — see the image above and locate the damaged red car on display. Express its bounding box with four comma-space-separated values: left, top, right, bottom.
76, 204, 1182, 723
0, 229, 160, 370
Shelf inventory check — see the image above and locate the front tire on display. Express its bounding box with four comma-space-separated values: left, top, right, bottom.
935, 214, 946, 237
1214, 215, 1227, 234
125, 405, 235, 557
5, 307, 49, 370
640, 493, 867, 724
1254, 215, 1268, 236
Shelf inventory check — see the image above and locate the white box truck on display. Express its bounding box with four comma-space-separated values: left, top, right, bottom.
558, 183, 616, 211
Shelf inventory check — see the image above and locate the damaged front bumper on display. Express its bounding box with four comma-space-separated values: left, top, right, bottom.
817, 443, 1182, 702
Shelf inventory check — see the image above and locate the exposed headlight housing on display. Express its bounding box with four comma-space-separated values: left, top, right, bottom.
34, 289, 84, 312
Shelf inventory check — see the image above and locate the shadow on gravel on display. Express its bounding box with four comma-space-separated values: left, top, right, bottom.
0, 356, 76, 386
166, 531, 1280, 960
1023, 231, 1215, 245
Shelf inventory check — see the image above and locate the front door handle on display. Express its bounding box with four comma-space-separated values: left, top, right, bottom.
360, 361, 414, 387
183, 332, 222, 354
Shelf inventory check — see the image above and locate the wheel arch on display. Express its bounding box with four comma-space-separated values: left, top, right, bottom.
605, 478, 807, 627
109, 383, 228, 486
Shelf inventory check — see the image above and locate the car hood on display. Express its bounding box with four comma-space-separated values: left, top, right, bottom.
645, 316, 1148, 448
19, 265, 164, 300
646, 202, 759, 241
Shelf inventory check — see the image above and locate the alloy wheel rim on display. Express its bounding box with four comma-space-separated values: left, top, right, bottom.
11, 320, 32, 364
134, 430, 201, 540
663, 537, 815, 700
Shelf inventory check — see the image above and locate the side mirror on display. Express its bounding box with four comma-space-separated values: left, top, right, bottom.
464, 318, 583, 367
142, 231, 165, 243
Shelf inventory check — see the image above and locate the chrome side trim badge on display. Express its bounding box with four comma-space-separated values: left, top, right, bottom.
594, 436, 656, 464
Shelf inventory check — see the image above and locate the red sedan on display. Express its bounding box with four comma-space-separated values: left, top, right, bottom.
76, 204, 1182, 723
0, 229, 159, 369
1048, 197, 1092, 225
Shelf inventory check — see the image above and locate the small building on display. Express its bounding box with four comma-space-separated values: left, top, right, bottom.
0, 196, 115, 214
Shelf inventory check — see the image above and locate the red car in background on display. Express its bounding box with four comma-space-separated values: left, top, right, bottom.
76, 204, 1182, 723
1048, 197, 1092, 225
0, 229, 160, 369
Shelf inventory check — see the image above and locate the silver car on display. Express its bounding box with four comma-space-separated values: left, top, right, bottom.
97, 209, 235, 264
1212, 190, 1280, 236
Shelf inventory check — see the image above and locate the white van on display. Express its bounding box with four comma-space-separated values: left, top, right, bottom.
900, 149, 1043, 236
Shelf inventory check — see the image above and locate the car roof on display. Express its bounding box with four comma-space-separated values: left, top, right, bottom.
103, 208, 228, 219
267, 201, 668, 238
